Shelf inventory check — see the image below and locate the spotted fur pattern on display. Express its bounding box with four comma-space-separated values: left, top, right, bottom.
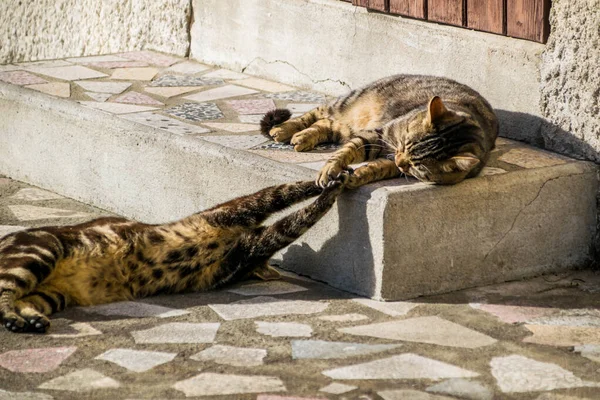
265, 75, 498, 187
0, 177, 348, 333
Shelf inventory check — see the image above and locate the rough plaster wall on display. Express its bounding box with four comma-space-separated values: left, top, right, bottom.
540, 0, 600, 162
0, 0, 191, 63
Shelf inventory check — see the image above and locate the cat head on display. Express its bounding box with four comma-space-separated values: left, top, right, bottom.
388, 96, 483, 185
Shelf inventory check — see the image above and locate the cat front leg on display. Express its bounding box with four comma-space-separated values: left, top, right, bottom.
346, 158, 401, 189
317, 136, 377, 187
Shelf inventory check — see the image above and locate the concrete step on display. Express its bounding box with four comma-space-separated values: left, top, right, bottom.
0, 54, 597, 300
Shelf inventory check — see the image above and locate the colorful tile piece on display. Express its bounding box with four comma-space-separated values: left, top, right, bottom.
499, 147, 568, 169
208, 296, 328, 321
173, 373, 286, 397
183, 84, 259, 102
79, 101, 159, 114
0, 389, 53, 400
25, 82, 70, 98
149, 74, 224, 87
203, 68, 249, 80
264, 91, 326, 103
0, 71, 48, 85
19, 60, 72, 68
255, 142, 339, 151
144, 86, 199, 98
81, 301, 189, 318
131, 322, 220, 344
291, 340, 399, 359
318, 313, 368, 322
352, 298, 418, 316
38, 369, 120, 391
256, 321, 313, 337
258, 397, 326, 400
319, 383, 357, 394
287, 103, 320, 113
233, 77, 294, 93
49, 322, 102, 338
523, 324, 600, 346
165, 61, 212, 74
66, 55, 129, 63
238, 114, 265, 124
378, 390, 455, 400
201, 123, 259, 133
0, 347, 76, 373
75, 81, 131, 94
28, 65, 107, 81
8, 205, 91, 221
95, 349, 177, 372
163, 102, 224, 122
426, 379, 494, 400
85, 61, 149, 69
10, 188, 64, 201
228, 280, 308, 296
84, 92, 112, 102
111, 67, 159, 81
469, 303, 556, 324
190, 345, 267, 367
339, 316, 497, 348
527, 308, 600, 327
120, 112, 211, 135
490, 354, 600, 393
119, 50, 181, 67
573, 344, 600, 363
0, 225, 26, 237
113, 91, 164, 106
200, 134, 268, 150
226, 99, 276, 114
323, 353, 479, 380
480, 167, 507, 176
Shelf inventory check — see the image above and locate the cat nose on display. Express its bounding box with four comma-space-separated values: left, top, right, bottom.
395, 156, 410, 173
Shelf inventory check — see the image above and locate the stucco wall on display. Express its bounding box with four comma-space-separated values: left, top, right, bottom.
0, 0, 191, 63
540, 0, 600, 162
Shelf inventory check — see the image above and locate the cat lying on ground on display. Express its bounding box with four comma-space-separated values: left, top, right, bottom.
0, 174, 348, 333
261, 74, 498, 188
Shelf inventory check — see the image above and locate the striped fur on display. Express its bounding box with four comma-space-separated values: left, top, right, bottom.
265, 75, 498, 187
0, 176, 348, 333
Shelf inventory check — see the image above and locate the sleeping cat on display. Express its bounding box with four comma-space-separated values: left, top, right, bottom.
261, 74, 498, 187
0, 175, 348, 333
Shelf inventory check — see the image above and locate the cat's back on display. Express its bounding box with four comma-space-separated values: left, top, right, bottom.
330, 74, 496, 129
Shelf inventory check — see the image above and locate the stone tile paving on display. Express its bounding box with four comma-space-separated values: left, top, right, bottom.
2, 52, 600, 398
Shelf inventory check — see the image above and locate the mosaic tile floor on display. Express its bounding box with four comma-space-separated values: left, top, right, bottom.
0, 51, 343, 169
0, 176, 600, 399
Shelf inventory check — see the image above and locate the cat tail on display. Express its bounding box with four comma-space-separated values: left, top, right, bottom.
260, 108, 292, 138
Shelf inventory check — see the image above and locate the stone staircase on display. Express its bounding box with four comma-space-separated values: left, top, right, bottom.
0, 52, 597, 300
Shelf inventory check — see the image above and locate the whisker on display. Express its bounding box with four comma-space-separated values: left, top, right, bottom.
377, 137, 398, 150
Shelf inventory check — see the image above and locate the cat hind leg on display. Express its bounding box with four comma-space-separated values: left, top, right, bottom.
290, 119, 338, 152
267, 106, 326, 143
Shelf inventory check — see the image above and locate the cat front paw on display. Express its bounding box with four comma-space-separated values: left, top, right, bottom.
269, 127, 293, 143
290, 131, 316, 152
316, 162, 344, 188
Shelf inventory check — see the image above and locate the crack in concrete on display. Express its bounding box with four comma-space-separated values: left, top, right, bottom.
482, 174, 577, 261
241, 57, 351, 90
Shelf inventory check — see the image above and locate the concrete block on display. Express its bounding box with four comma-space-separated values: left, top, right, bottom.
0, 83, 597, 300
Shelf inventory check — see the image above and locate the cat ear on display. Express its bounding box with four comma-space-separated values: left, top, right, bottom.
428, 96, 448, 123
442, 153, 480, 173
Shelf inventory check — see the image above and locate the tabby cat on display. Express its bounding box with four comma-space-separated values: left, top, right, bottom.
261, 74, 498, 187
0, 175, 348, 333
